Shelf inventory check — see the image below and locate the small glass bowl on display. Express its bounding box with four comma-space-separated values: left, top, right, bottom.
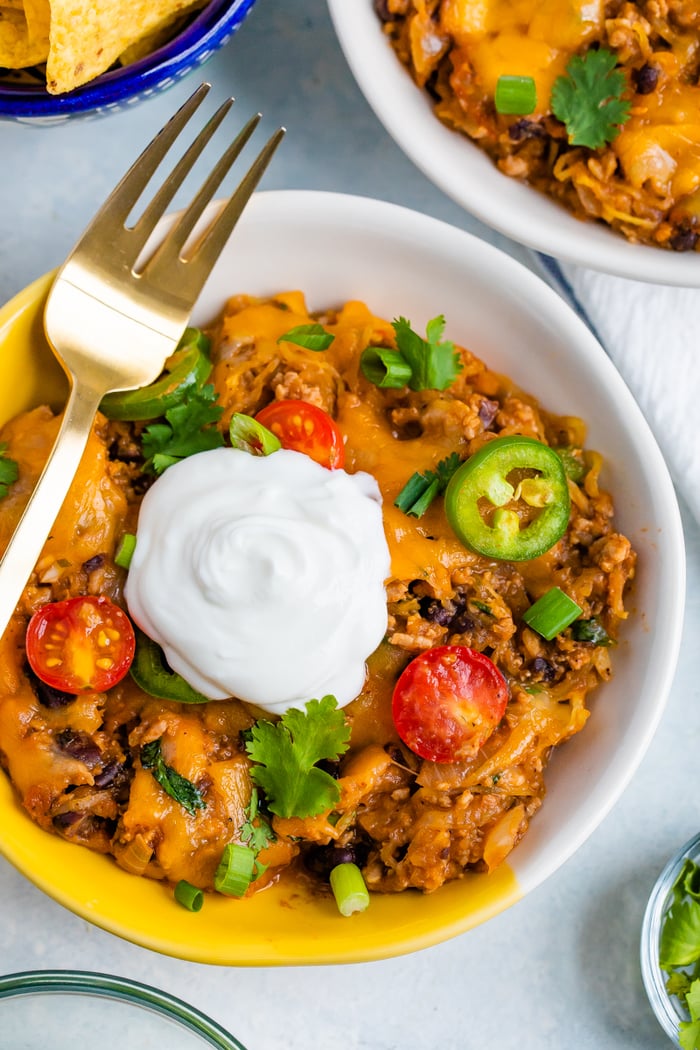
0, 970, 248, 1049
640, 830, 700, 1047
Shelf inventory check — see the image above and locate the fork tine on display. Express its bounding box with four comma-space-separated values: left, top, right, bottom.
86, 83, 212, 236
146, 113, 264, 270
128, 97, 235, 260
145, 125, 285, 299
189, 127, 287, 274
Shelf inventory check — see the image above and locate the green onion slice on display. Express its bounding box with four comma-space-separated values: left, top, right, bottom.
214, 842, 256, 897
329, 862, 370, 917
360, 346, 413, 389
277, 323, 335, 351
494, 75, 537, 115
229, 413, 282, 456
114, 532, 137, 569
394, 472, 435, 516
174, 879, 204, 912
522, 587, 582, 640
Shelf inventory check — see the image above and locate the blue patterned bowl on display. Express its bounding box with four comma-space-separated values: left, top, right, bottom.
0, 0, 258, 125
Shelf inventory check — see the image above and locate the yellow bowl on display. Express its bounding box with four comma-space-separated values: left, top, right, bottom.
0, 192, 685, 964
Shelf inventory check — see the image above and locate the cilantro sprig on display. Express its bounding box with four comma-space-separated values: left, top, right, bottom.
361, 315, 462, 392
551, 48, 631, 149
245, 695, 351, 819
240, 787, 276, 853
140, 738, 206, 816
0, 442, 18, 500
141, 383, 224, 475
395, 451, 462, 517
658, 857, 700, 1049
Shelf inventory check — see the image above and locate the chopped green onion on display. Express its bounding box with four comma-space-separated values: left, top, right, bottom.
214, 842, 256, 897
174, 879, 204, 912
495, 75, 537, 115
360, 347, 413, 389
522, 587, 582, 640
329, 862, 370, 917
114, 532, 137, 569
395, 452, 463, 518
394, 472, 436, 516
406, 477, 440, 517
277, 323, 335, 351
571, 617, 613, 646
229, 412, 282, 456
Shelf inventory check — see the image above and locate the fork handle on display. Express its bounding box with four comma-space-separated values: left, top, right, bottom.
0, 379, 105, 640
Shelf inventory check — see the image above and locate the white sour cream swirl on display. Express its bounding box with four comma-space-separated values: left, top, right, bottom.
124, 447, 390, 714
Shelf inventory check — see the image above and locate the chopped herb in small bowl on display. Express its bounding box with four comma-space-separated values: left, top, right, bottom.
641, 832, 700, 1047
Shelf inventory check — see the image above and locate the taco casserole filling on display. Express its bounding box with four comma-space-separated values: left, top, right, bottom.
0, 292, 635, 904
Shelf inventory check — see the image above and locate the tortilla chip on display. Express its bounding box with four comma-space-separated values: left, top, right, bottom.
23, 0, 50, 49
118, 4, 204, 66
0, 5, 48, 67
45, 0, 205, 94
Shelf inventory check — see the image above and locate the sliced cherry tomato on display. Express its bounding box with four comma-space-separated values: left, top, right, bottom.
255, 399, 345, 469
392, 645, 509, 764
26, 595, 136, 694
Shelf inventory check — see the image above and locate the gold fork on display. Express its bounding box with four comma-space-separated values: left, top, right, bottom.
0, 82, 284, 638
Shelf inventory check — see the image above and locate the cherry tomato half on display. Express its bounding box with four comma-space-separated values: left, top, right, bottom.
26, 595, 136, 694
392, 645, 509, 764
255, 399, 345, 470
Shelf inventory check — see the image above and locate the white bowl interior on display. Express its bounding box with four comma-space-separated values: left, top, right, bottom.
190, 189, 685, 895
327, 0, 700, 287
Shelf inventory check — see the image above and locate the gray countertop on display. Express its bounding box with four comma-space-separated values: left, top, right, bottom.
1, 2, 698, 1047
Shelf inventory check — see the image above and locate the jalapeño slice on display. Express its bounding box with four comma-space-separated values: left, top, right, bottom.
444, 435, 570, 561
99, 328, 212, 421
130, 629, 209, 704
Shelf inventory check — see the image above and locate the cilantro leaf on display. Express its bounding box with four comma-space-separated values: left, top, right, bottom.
687, 979, 700, 1020
0, 442, 18, 500
679, 1018, 700, 1050
141, 383, 224, 475
140, 738, 206, 816
245, 695, 351, 819
660, 897, 700, 969
551, 48, 631, 149
392, 315, 462, 391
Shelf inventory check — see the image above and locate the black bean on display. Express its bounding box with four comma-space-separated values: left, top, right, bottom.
304, 843, 356, 877
634, 64, 659, 95
670, 228, 698, 252
450, 610, 476, 633
419, 597, 453, 626
93, 760, 123, 788
29, 672, 74, 709
478, 398, 499, 428
532, 657, 556, 682
508, 119, 546, 142
53, 812, 81, 829
82, 554, 105, 573
57, 729, 101, 767
373, 0, 392, 21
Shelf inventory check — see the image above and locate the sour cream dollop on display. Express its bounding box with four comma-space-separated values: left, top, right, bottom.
124, 447, 390, 715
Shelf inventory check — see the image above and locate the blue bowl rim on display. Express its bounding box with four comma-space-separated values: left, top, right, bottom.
0, 0, 257, 118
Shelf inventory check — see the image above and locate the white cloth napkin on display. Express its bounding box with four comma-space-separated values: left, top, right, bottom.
536, 255, 699, 526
